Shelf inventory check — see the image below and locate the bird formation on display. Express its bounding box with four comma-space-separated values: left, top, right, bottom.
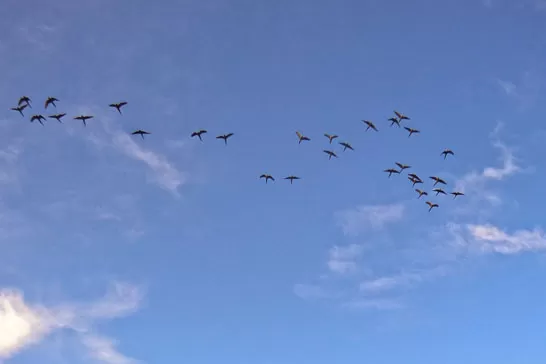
10, 98, 463, 212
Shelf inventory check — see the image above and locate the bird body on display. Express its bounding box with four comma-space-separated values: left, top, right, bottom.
109, 101, 128, 114
395, 162, 410, 171
324, 133, 338, 144
216, 133, 234, 145
433, 188, 447, 196
404, 127, 420, 137
260, 174, 275, 184
388, 117, 400, 127
384, 168, 400, 177
44, 97, 59, 109
441, 149, 454, 159
191, 129, 208, 141
409, 176, 422, 187
323, 150, 338, 160
18, 96, 31, 107
408, 173, 422, 181
30, 114, 46, 125
451, 191, 464, 199
11, 104, 27, 116
339, 142, 354, 151
132, 129, 150, 139
48, 113, 66, 123
394, 110, 410, 121
415, 189, 428, 198
426, 201, 439, 211
284, 176, 300, 184
429, 176, 447, 186
296, 131, 310, 144
74, 115, 94, 126
362, 120, 378, 132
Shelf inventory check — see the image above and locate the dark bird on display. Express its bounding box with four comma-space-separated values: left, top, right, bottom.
132, 129, 151, 139
388, 117, 401, 127
48, 113, 66, 123
441, 149, 455, 160
296, 131, 311, 144
429, 176, 447, 186
339, 141, 354, 151
216, 133, 234, 145
451, 191, 465, 199
74, 115, 94, 126
284, 175, 300, 184
362, 120, 378, 132
395, 162, 411, 171
18, 96, 31, 108
384, 168, 400, 178
324, 133, 338, 144
404, 127, 420, 137
11, 104, 27, 117
415, 189, 428, 199
109, 101, 128, 114
30, 114, 46, 125
260, 174, 275, 184
426, 201, 439, 212
191, 129, 207, 141
44, 97, 59, 109
323, 150, 338, 160
433, 188, 447, 196
394, 110, 410, 121
408, 173, 422, 181
409, 176, 423, 187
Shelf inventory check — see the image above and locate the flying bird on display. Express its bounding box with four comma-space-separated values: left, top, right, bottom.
404, 127, 420, 137
284, 175, 300, 184
433, 188, 447, 196
74, 115, 94, 126
441, 149, 454, 159
323, 150, 338, 160
426, 201, 439, 212
384, 168, 400, 178
408, 173, 422, 181
362, 120, 378, 132
216, 133, 234, 145
132, 129, 151, 139
44, 97, 59, 109
415, 189, 428, 199
324, 133, 338, 144
11, 104, 27, 116
394, 110, 410, 121
429, 176, 447, 186
109, 101, 128, 114
395, 162, 411, 171
48, 113, 66, 123
260, 174, 275, 184
409, 176, 423, 187
18, 96, 31, 107
388, 117, 401, 127
30, 114, 46, 125
191, 129, 208, 141
451, 191, 465, 199
339, 142, 354, 151
296, 131, 311, 144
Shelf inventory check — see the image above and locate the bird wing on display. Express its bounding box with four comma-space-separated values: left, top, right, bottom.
296, 131, 303, 139
404, 127, 411, 131
394, 111, 402, 118
225, 133, 234, 138
191, 132, 198, 137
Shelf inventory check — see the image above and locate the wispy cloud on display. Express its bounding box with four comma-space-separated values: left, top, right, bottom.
327, 244, 364, 275
496, 78, 516, 95
342, 298, 404, 311
82, 335, 139, 364
468, 224, 546, 254
293, 284, 334, 300
335, 203, 405, 236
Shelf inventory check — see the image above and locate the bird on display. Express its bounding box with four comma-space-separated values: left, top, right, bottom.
408, 173, 422, 181
132, 129, 151, 139
18, 96, 31, 108
441, 149, 454, 159
284, 176, 300, 184
450, 191, 465, 199
384, 168, 400, 177
260, 174, 275, 184
74, 115, 94, 126
362, 120, 378, 132
415, 189, 428, 199
394, 110, 410, 121
323, 150, 338, 160
30, 114, 46, 125
429, 176, 447, 186
324, 133, 338, 144
433, 188, 447, 196
191, 129, 208, 141
395, 162, 411, 171
339, 142, 354, 151
216, 133, 234, 145
426, 201, 439, 212
48, 113, 66, 123
296, 131, 311, 144
44, 97, 58, 109
11, 104, 27, 117
409, 176, 423, 187
388, 117, 400, 127
109, 101, 128, 114
404, 127, 420, 137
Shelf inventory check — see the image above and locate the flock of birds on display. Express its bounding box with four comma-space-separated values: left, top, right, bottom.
10, 97, 463, 212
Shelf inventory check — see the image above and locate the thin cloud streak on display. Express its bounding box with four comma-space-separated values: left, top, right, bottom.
335, 203, 405, 236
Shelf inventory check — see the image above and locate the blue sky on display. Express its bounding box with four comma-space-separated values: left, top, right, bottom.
1, 0, 546, 363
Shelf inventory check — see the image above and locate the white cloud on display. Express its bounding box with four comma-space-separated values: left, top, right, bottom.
467, 224, 546, 254
342, 298, 403, 311
327, 244, 364, 275
496, 79, 516, 95
82, 335, 139, 364
335, 203, 405, 236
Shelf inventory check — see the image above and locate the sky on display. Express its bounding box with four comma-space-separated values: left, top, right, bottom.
1, 0, 546, 363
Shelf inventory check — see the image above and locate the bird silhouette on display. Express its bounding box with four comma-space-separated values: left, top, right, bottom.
296, 131, 311, 144
11, 104, 27, 117
191, 129, 208, 141
323, 150, 338, 160
394, 110, 410, 121
433, 188, 447, 196
44, 97, 59, 109
324, 133, 338, 144
395, 162, 411, 171
408, 173, 422, 181
30, 114, 46, 125
415, 189, 428, 199
284, 176, 300, 184
404, 127, 420, 137
429, 176, 447, 186
441, 149, 454, 159
409, 176, 423, 187
132, 129, 151, 139
339, 142, 354, 151
74, 115, 94, 126
109, 101, 128, 114
362, 120, 378, 132
260, 174, 275, 184
18, 96, 31, 108
216, 133, 234, 145
384, 168, 400, 177
388, 117, 401, 127
426, 201, 439, 212
450, 191, 464, 199
48, 113, 66, 123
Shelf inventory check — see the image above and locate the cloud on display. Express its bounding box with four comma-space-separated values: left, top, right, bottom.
292, 284, 332, 300
342, 298, 403, 311
327, 244, 364, 275
0, 281, 143, 361
335, 203, 405, 236
82, 335, 139, 364
359, 267, 447, 295
467, 224, 546, 254
496, 79, 516, 95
